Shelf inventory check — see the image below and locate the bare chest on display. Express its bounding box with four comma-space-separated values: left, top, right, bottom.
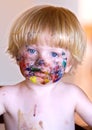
5, 90, 75, 130
17, 95, 75, 130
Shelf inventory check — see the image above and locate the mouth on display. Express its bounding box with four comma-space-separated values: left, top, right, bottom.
30, 66, 50, 75
29, 71, 50, 84
27, 66, 64, 84
29, 67, 50, 84
35, 71, 49, 78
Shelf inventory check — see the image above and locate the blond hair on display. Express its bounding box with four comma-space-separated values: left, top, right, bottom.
7, 5, 86, 64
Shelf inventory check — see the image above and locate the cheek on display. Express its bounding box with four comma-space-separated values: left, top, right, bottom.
18, 53, 37, 66
18, 57, 35, 74
19, 58, 27, 74
61, 60, 67, 68
50, 59, 67, 82
52, 58, 66, 67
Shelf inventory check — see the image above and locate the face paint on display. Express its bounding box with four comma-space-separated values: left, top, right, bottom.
18, 45, 67, 85
50, 60, 67, 82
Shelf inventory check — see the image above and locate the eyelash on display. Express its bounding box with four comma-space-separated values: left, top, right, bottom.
51, 51, 66, 58
51, 52, 58, 57
27, 48, 37, 54
61, 52, 66, 58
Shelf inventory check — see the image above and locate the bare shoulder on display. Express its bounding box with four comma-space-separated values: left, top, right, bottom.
66, 83, 89, 99
62, 82, 92, 110
59, 82, 81, 92
0, 81, 24, 96
0, 82, 24, 114
0, 85, 17, 115
0, 84, 19, 94
60, 82, 88, 99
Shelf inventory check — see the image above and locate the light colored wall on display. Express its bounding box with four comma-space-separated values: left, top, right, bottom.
0, 0, 78, 85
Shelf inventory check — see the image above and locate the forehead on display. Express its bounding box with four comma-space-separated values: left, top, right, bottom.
37, 30, 53, 45
27, 29, 61, 47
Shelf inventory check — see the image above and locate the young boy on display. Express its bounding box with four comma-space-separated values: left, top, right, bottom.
0, 5, 92, 130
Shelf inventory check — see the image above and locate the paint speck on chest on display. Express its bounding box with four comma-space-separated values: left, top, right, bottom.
33, 104, 37, 117
39, 121, 43, 128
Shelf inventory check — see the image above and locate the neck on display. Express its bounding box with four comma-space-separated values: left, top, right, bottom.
23, 79, 60, 95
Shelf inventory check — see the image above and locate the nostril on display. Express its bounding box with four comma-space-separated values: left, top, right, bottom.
36, 59, 45, 66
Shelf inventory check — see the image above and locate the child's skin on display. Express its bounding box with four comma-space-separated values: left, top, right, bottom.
1, 5, 92, 130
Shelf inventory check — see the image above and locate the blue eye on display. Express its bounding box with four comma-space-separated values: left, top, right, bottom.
51, 52, 58, 57
27, 48, 36, 54
62, 52, 65, 56
61, 51, 67, 59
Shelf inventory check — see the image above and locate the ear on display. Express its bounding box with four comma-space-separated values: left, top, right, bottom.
64, 64, 72, 73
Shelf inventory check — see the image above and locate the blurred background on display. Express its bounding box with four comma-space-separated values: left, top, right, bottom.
0, 0, 92, 129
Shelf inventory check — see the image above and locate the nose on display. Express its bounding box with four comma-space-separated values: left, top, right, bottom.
36, 59, 45, 66
36, 53, 48, 66
35, 50, 50, 66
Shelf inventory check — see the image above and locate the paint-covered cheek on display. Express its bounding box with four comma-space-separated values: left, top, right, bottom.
50, 59, 67, 82
18, 57, 33, 76
61, 59, 67, 69
19, 59, 27, 75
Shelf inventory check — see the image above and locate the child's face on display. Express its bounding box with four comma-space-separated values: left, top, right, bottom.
17, 45, 71, 85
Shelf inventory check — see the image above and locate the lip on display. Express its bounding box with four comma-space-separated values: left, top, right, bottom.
34, 71, 50, 78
